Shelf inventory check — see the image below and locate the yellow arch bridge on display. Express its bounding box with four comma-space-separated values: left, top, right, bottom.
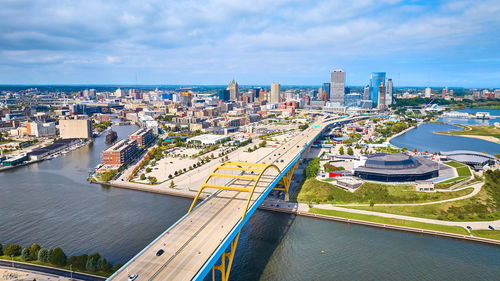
188, 160, 299, 281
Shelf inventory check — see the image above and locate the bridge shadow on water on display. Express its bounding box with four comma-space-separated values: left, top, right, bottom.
204, 208, 297, 281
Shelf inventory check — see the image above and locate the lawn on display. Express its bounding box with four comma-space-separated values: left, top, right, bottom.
295, 178, 473, 204
470, 230, 500, 241
346, 172, 500, 222
309, 208, 468, 235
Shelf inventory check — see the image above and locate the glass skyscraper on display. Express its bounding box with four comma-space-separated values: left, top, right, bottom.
369, 72, 386, 107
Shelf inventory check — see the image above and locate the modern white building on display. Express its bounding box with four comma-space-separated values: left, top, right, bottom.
187, 134, 230, 145
330, 69, 345, 105
425, 87, 432, 98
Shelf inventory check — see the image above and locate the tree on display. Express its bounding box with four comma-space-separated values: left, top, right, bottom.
149, 177, 157, 184
38, 248, 50, 263
339, 146, 344, 155
4, 244, 22, 256
74, 254, 88, 271
86, 257, 98, 272
347, 147, 354, 156
21, 247, 31, 261
29, 243, 40, 261
146, 167, 152, 173
50, 247, 67, 267
140, 174, 146, 180
170, 181, 174, 188
101, 258, 113, 272
0, 243, 3, 256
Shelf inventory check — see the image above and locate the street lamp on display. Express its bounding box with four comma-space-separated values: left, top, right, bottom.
11, 254, 14, 268
70, 264, 73, 280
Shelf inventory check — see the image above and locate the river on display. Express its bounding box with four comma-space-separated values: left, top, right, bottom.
1, 124, 500, 280
390, 108, 500, 154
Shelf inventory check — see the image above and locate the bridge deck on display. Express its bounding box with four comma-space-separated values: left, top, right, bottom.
108, 117, 344, 281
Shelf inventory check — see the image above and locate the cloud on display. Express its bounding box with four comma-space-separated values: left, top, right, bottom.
0, 0, 499, 86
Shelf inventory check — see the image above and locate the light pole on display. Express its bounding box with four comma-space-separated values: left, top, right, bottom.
11, 254, 14, 268
70, 264, 73, 280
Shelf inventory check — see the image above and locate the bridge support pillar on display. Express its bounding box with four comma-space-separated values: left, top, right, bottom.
212, 232, 240, 281
274, 160, 299, 201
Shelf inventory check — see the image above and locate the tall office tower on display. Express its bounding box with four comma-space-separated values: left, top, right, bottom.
369, 72, 386, 107
330, 69, 345, 104
449, 89, 454, 97
385, 78, 393, 105
220, 89, 230, 101
115, 88, 123, 98
363, 85, 370, 100
425, 87, 431, 98
378, 81, 385, 111
270, 83, 281, 104
228, 79, 239, 101
442, 87, 448, 98
322, 83, 331, 101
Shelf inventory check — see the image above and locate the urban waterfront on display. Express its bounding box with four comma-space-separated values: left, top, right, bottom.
391, 108, 500, 154
1, 125, 500, 280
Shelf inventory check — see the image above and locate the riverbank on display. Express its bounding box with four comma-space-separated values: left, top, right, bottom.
0, 260, 105, 281
105, 179, 500, 246
386, 122, 421, 143
259, 205, 500, 246
434, 125, 500, 144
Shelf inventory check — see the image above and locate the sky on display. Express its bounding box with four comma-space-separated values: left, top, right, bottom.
0, 0, 499, 87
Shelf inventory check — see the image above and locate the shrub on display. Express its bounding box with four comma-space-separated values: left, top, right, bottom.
140, 174, 146, 180
38, 248, 50, 262
21, 248, 30, 261
4, 244, 22, 256
29, 243, 40, 261
50, 247, 67, 267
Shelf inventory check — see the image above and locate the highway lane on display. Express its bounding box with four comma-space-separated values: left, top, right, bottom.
109, 116, 355, 281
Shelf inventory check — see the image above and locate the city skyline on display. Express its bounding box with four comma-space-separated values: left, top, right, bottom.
1, 0, 500, 87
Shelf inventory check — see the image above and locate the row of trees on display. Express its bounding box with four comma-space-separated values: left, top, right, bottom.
0, 243, 117, 273
338, 146, 354, 155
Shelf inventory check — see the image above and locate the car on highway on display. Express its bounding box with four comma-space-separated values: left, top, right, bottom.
156, 249, 165, 256
128, 274, 138, 281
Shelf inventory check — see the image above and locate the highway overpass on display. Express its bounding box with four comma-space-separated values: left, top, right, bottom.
108, 115, 365, 281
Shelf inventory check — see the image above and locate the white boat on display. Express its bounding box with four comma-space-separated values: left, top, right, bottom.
475, 112, 491, 119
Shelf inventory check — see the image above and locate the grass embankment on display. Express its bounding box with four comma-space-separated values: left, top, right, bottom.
436, 125, 500, 141
435, 161, 472, 188
309, 208, 468, 235
295, 178, 473, 204
0, 255, 111, 277
347, 170, 500, 222
470, 230, 500, 240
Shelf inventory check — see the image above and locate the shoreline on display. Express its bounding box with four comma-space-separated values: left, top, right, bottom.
434, 131, 500, 143
103, 180, 500, 246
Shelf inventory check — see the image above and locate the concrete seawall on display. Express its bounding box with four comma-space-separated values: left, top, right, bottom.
105, 180, 500, 247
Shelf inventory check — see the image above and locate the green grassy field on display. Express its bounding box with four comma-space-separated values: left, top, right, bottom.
436, 125, 500, 141
470, 230, 500, 240
309, 208, 468, 235
295, 178, 473, 204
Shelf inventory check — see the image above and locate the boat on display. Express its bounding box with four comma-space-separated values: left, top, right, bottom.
105, 129, 118, 144
475, 112, 490, 119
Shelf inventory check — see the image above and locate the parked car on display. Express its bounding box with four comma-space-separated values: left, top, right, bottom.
156, 249, 165, 256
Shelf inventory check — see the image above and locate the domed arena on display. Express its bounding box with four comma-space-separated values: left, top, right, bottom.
353, 153, 439, 182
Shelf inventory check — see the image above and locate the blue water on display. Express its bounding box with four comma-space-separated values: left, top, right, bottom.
391, 108, 500, 154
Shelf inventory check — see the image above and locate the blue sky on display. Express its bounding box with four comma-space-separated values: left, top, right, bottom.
1, 0, 499, 87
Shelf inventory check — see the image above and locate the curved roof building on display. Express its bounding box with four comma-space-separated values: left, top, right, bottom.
354, 153, 439, 182
441, 150, 496, 169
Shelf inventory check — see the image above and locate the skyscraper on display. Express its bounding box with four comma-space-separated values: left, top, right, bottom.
228, 79, 239, 101
363, 85, 369, 100
330, 69, 345, 104
369, 72, 386, 107
425, 87, 431, 98
322, 83, 331, 101
270, 83, 281, 104
385, 78, 393, 105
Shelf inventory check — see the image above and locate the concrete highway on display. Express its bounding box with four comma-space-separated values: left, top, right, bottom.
109, 115, 358, 281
